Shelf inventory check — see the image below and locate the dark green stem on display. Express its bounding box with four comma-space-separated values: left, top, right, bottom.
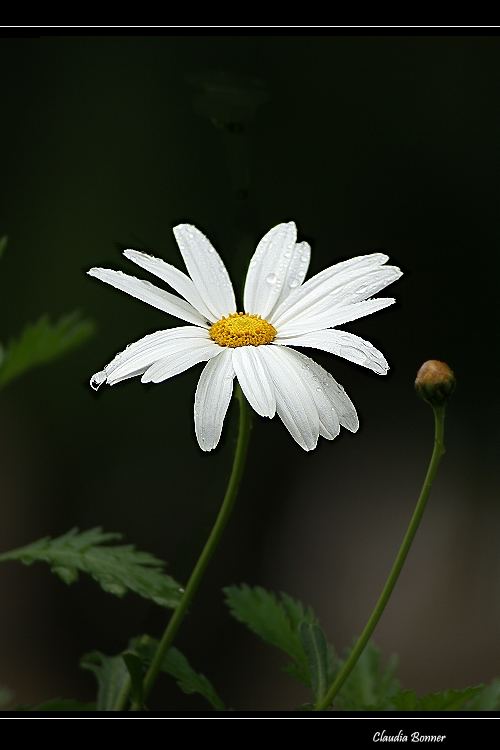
122, 384, 251, 710
315, 405, 446, 711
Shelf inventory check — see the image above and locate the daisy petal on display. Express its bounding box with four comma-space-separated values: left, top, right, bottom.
268, 241, 311, 319
123, 249, 216, 322
88, 268, 208, 327
271, 253, 388, 324
277, 298, 396, 337
91, 326, 211, 389
272, 346, 340, 441
259, 345, 319, 451
273, 261, 401, 329
173, 224, 236, 320
195, 349, 234, 452
232, 346, 276, 418
275, 329, 389, 375
243, 222, 298, 319
141, 338, 221, 383
284, 349, 359, 432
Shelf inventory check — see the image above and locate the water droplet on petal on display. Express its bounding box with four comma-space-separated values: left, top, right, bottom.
289, 278, 300, 288
266, 273, 277, 285
90, 371, 107, 391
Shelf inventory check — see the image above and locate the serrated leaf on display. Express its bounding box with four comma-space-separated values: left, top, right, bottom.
299, 621, 332, 702
122, 652, 145, 710
0, 685, 13, 708
17, 698, 96, 711
0, 527, 182, 608
0, 311, 94, 388
224, 584, 323, 685
391, 685, 484, 710
81, 651, 128, 711
133, 635, 225, 710
0, 236, 7, 259
335, 642, 400, 710
465, 679, 500, 709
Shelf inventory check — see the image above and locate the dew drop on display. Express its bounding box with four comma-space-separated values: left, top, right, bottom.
90, 371, 106, 391
289, 278, 300, 288
266, 273, 277, 285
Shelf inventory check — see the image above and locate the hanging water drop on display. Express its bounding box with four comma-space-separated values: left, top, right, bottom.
90, 371, 106, 391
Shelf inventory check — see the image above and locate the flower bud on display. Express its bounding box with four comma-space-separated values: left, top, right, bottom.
415, 360, 455, 406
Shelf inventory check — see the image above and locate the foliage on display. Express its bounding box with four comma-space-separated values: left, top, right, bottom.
0, 528, 183, 608
334, 641, 400, 709
82, 636, 224, 710
0, 235, 93, 388
390, 686, 484, 710
0, 686, 12, 708
0, 313, 94, 389
81, 650, 130, 711
224, 584, 324, 686
133, 635, 225, 710
299, 621, 333, 704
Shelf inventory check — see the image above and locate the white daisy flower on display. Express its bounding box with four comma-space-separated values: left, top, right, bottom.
88, 222, 402, 451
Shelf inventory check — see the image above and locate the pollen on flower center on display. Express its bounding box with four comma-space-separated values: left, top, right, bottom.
209, 313, 277, 348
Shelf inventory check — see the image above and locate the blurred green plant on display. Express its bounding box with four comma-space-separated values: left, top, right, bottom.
3, 572, 500, 711
0, 686, 13, 708
223, 585, 500, 712
81, 635, 224, 711
0, 527, 183, 608
223, 584, 323, 686
0, 236, 94, 389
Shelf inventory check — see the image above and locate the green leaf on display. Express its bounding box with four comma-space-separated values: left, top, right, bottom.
161, 647, 225, 710
0, 312, 94, 388
81, 651, 129, 711
465, 679, 500, 709
0, 685, 13, 708
133, 635, 225, 710
0, 236, 7, 260
17, 698, 96, 711
299, 621, 332, 702
391, 686, 485, 710
122, 652, 145, 710
224, 584, 322, 685
335, 642, 400, 709
0, 527, 183, 608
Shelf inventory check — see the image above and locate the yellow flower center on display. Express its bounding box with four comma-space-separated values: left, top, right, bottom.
209, 313, 277, 348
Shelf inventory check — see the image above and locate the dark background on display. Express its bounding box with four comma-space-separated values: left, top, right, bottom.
0, 33, 499, 709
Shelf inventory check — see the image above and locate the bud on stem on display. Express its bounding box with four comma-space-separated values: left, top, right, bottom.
415, 360, 455, 407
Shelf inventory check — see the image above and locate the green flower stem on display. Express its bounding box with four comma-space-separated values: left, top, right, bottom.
315, 404, 446, 711
127, 384, 251, 710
